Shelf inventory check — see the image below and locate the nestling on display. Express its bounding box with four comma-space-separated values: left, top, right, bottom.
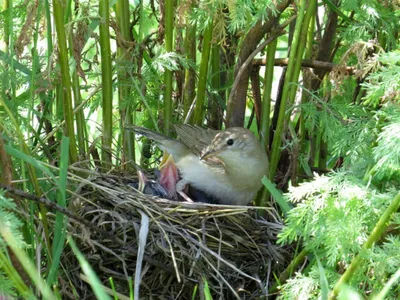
128, 125, 268, 205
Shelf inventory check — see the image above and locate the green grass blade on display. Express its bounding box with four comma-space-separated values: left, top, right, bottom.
322, 0, 351, 23
0, 49, 32, 76
47, 137, 69, 284
373, 268, 400, 300
316, 254, 329, 300
202, 277, 213, 300
191, 284, 198, 300
163, 0, 174, 134
109, 277, 118, 300
261, 176, 292, 214
4, 145, 57, 184
68, 237, 111, 300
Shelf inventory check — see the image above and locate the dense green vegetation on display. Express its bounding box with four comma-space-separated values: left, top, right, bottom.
0, 0, 399, 298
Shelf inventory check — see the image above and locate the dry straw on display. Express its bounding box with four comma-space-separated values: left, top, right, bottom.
62, 173, 289, 299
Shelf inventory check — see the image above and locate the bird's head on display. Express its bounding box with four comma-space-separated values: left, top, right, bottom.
200, 127, 265, 165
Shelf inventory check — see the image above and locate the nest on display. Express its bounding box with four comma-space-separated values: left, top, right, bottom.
62, 173, 289, 299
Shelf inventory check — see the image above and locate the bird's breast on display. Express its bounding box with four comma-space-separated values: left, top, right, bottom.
175, 154, 265, 205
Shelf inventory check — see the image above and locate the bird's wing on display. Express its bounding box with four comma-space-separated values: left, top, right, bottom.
174, 124, 219, 156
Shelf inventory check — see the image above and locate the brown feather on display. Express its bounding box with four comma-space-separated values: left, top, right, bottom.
174, 124, 219, 156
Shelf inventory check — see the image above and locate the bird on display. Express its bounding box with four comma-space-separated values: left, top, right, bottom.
127, 124, 269, 205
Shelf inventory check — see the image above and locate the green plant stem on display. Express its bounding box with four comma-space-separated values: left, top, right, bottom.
45, 0, 53, 60
30, 0, 54, 151
5, 0, 16, 99
329, 192, 400, 299
257, 38, 277, 207
183, 11, 196, 120
2, 0, 10, 51
67, 7, 87, 158
298, 14, 315, 175
260, 39, 277, 152
269, 248, 308, 294
55, 83, 63, 141
52, 0, 78, 164
30, 0, 54, 261
99, 0, 113, 166
63, 0, 72, 23
318, 77, 330, 169
115, 0, 135, 163
287, 0, 316, 110
373, 268, 400, 300
137, 0, 144, 42
289, 0, 316, 183
29, 1, 42, 142
71, 52, 87, 157
267, 0, 307, 199
209, 44, 221, 129
164, 0, 174, 135
2, 0, 10, 92
194, 20, 213, 126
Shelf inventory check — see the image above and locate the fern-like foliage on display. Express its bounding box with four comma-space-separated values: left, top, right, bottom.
0, 191, 25, 297
278, 43, 400, 298
278, 172, 399, 298
0, 270, 16, 298
372, 114, 400, 181
190, 0, 278, 44
362, 51, 400, 107
0, 192, 24, 249
339, 0, 399, 49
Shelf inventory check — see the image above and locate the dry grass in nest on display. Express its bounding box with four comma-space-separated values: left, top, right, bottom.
62, 173, 289, 299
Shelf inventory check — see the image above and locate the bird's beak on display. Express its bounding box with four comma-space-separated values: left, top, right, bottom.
200, 148, 221, 160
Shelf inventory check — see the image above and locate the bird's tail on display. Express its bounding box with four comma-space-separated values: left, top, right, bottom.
125, 126, 172, 143
125, 126, 186, 157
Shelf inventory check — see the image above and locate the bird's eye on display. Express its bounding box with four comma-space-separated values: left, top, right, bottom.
227, 139, 234, 146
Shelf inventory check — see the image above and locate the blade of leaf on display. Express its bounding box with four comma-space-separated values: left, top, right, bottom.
47, 136, 69, 284
0, 49, 32, 76
261, 176, 292, 214
202, 277, 213, 300
191, 284, 198, 300
373, 267, 400, 300
5, 145, 57, 184
315, 253, 329, 300
322, 0, 351, 23
68, 237, 111, 300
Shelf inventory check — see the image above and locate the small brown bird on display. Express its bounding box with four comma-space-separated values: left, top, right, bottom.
129, 124, 268, 205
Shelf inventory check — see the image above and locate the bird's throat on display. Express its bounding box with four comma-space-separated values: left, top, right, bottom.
222, 153, 267, 189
